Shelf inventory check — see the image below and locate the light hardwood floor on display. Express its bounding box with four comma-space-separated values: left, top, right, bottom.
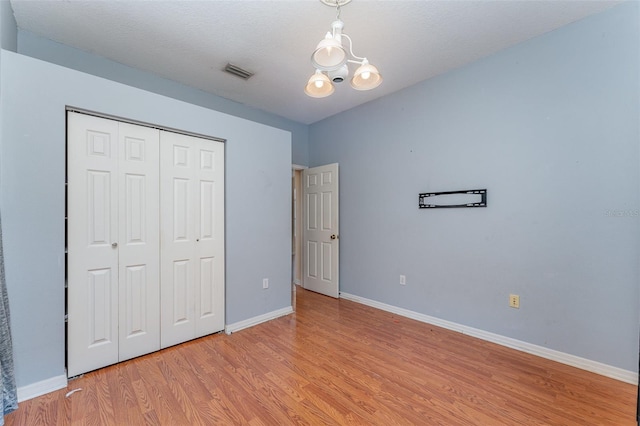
6, 287, 637, 425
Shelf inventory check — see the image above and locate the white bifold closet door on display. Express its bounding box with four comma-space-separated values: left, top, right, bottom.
160, 131, 225, 348
67, 112, 160, 377
67, 112, 225, 377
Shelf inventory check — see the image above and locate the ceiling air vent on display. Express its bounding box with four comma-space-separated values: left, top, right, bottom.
223, 63, 254, 80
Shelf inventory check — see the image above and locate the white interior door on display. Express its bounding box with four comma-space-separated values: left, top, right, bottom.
303, 163, 339, 298
117, 122, 160, 362
160, 131, 225, 348
67, 113, 121, 377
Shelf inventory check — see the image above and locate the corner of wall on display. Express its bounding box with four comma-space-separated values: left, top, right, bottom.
0, 1, 18, 52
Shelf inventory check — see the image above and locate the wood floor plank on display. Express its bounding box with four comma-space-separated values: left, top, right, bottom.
5, 287, 637, 425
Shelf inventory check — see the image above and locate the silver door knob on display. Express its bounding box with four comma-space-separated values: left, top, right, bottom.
111, 242, 118, 248
330, 234, 338, 240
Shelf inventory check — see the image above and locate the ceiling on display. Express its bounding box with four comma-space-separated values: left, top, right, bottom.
10, 0, 621, 125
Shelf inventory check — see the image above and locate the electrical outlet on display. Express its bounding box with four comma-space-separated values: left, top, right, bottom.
263, 278, 269, 289
509, 294, 520, 309
399, 275, 406, 285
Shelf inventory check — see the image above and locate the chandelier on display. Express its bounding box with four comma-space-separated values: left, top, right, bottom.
304, 0, 383, 98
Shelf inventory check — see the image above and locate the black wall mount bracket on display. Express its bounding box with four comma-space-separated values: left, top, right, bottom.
419, 189, 487, 209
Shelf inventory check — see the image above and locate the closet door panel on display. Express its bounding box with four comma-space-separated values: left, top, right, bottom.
118, 123, 160, 361
160, 132, 225, 347
160, 132, 197, 348
195, 140, 225, 337
67, 112, 119, 377
170, 259, 192, 323
199, 256, 215, 318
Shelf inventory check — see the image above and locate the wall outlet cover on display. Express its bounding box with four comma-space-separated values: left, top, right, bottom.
509, 294, 520, 309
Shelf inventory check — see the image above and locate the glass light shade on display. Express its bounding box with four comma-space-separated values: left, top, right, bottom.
304, 71, 335, 98
350, 62, 382, 91
311, 34, 347, 71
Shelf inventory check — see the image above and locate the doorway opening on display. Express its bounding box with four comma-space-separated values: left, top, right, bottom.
292, 165, 305, 309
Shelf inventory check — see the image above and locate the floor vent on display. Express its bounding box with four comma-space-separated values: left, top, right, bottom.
223, 63, 254, 80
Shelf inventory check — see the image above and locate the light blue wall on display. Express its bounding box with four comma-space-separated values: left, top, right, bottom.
309, 2, 639, 372
0, 51, 291, 387
0, 0, 17, 169
18, 30, 309, 166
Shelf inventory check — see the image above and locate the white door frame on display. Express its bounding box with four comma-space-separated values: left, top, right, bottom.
292, 164, 306, 290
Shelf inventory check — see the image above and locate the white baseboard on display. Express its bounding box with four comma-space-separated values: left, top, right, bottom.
225, 306, 293, 335
15, 297, 635, 404
17, 374, 67, 402
339, 292, 637, 385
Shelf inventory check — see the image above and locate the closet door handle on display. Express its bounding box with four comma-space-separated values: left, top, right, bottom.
111, 242, 118, 248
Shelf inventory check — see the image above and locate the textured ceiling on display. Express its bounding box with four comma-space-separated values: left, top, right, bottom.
10, 0, 621, 124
